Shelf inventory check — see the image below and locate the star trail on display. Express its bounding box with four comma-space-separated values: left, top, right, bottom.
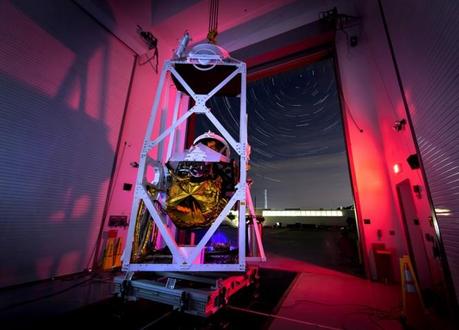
195, 58, 354, 209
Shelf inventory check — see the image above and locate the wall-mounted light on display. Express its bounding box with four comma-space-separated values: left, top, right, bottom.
435, 208, 451, 216
393, 118, 407, 131
393, 163, 402, 174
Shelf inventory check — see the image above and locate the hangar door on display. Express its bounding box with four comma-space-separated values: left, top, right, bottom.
382, 1, 459, 297
0, 0, 135, 287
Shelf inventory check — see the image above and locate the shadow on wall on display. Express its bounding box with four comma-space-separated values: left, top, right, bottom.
0, 0, 117, 287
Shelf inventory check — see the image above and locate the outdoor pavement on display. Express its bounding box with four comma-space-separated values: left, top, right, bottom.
259, 227, 403, 330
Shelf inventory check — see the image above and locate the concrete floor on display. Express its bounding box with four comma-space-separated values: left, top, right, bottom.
264, 263, 402, 329
260, 227, 458, 330
0, 272, 114, 329
256, 227, 402, 330
1, 227, 454, 329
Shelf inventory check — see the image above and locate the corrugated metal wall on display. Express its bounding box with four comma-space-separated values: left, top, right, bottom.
382, 0, 459, 295
0, 0, 134, 287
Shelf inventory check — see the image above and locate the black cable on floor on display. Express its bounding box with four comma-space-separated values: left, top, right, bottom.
0, 275, 97, 312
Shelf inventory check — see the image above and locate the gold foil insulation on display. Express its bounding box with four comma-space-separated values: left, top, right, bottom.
131, 194, 158, 263
166, 174, 227, 229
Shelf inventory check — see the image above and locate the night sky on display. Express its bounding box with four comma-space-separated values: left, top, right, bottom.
195, 58, 354, 209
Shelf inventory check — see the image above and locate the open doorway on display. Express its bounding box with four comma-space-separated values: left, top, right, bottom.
192, 57, 363, 276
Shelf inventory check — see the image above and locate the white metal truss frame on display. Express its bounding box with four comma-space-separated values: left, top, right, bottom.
122, 57, 265, 272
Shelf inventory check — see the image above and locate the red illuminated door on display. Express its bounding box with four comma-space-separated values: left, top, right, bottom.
396, 179, 432, 290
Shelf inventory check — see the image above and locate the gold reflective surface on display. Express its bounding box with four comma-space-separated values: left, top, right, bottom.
166, 174, 227, 229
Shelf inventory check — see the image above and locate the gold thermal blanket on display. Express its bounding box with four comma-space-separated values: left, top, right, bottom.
166, 175, 226, 229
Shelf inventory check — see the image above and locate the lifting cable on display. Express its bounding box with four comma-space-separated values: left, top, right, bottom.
207, 0, 219, 44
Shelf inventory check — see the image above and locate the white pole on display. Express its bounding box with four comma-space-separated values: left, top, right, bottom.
264, 189, 268, 209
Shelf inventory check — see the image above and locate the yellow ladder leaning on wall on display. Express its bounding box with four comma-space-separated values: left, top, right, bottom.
399, 255, 428, 327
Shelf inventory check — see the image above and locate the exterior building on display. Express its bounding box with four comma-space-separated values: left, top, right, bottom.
261, 209, 354, 228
